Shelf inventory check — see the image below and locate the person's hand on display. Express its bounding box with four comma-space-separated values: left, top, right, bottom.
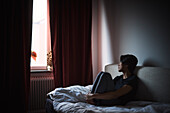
85, 93, 95, 105
87, 93, 94, 100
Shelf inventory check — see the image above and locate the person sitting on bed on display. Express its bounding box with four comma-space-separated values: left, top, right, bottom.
86, 54, 138, 106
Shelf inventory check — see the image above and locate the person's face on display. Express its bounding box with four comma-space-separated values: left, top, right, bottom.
118, 62, 123, 72
118, 62, 128, 72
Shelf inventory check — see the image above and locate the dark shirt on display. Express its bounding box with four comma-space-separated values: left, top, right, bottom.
113, 75, 138, 105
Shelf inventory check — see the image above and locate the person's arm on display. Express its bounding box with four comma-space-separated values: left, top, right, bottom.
86, 85, 133, 100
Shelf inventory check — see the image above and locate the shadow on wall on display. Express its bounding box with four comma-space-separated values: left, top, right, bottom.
142, 58, 160, 67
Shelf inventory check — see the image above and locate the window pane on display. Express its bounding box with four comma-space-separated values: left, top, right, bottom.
31, 0, 47, 67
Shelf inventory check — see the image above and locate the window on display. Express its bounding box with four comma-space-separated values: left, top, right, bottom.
31, 0, 51, 70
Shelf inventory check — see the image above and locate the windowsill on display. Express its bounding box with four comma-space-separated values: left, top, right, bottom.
31, 69, 53, 73
30, 69, 53, 78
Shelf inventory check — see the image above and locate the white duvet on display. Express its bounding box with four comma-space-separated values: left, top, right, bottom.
47, 85, 170, 113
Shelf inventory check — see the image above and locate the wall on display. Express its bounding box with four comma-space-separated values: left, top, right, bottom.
92, 0, 170, 79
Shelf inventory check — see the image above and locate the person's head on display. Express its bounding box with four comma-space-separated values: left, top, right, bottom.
118, 54, 138, 74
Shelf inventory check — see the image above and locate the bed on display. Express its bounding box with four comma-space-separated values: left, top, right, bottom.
46, 64, 170, 113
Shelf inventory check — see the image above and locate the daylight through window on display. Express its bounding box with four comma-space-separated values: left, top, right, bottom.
31, 0, 51, 70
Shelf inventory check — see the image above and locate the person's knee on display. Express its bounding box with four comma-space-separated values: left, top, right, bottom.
95, 71, 104, 79
98, 71, 104, 76
100, 72, 112, 80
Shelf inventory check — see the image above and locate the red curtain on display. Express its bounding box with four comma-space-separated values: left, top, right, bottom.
1, 0, 33, 112
49, 0, 93, 87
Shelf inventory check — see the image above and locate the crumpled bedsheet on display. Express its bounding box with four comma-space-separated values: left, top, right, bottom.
47, 85, 170, 113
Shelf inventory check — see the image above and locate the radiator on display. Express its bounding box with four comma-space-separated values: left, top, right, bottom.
29, 73, 55, 112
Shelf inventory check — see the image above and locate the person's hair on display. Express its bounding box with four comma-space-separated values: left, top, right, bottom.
120, 54, 138, 74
